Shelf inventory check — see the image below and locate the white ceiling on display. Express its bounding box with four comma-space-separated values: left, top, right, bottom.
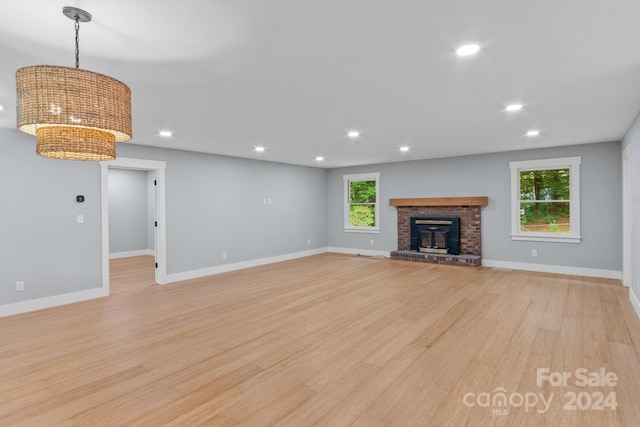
2, 0, 640, 168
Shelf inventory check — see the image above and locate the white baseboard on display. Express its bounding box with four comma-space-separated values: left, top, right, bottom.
0, 287, 108, 318
482, 259, 621, 280
4, 250, 627, 318
110, 249, 155, 259
327, 247, 390, 258
165, 248, 329, 283
630, 288, 640, 320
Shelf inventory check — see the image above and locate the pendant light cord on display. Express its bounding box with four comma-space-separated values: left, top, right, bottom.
75, 16, 80, 69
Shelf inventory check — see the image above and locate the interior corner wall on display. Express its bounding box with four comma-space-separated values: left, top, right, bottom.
108, 168, 149, 254
327, 141, 622, 272
2, 123, 623, 313
622, 112, 640, 309
0, 128, 102, 304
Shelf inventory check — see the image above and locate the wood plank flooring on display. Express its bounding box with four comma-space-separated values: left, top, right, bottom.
1, 253, 639, 426
109, 255, 156, 293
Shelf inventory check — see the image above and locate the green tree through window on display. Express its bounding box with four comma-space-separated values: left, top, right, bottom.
349, 180, 376, 227
510, 156, 581, 243
519, 169, 570, 233
343, 172, 380, 231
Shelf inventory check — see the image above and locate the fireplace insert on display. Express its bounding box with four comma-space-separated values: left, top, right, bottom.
410, 216, 460, 255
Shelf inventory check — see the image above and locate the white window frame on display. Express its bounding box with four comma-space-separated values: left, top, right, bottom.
343, 172, 380, 233
509, 156, 581, 243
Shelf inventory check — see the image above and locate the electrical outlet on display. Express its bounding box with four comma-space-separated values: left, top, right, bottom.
268, 198, 272, 204
77, 214, 84, 224
16, 281, 24, 292
532, 249, 537, 257
222, 252, 227, 260
263, 198, 267, 205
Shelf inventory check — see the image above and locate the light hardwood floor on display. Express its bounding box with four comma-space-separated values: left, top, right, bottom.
1, 253, 639, 426
109, 255, 156, 293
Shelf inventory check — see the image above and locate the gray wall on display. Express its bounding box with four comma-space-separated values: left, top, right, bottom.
113, 143, 329, 275
622, 112, 640, 301
0, 129, 102, 304
0, 128, 328, 306
328, 141, 622, 271
0, 123, 623, 309
108, 169, 151, 254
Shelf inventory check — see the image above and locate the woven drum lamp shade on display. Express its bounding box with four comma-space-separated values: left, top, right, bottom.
16, 65, 132, 161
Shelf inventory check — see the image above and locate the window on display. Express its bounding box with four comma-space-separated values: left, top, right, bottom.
509, 157, 581, 243
343, 172, 380, 233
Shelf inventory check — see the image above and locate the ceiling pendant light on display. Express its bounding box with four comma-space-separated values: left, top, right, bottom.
15, 6, 131, 161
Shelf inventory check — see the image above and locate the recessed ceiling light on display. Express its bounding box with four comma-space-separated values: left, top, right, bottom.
347, 130, 361, 139
456, 44, 480, 57
254, 146, 265, 153
505, 104, 523, 112
526, 130, 540, 137
315, 156, 324, 162
399, 146, 410, 152
159, 130, 173, 137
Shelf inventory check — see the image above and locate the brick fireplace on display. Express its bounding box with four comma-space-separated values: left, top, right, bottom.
390, 197, 488, 267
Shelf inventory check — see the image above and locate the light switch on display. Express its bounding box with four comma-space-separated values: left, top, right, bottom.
77, 215, 84, 224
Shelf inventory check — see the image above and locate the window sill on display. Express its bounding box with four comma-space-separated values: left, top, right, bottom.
511, 234, 581, 244
344, 228, 380, 234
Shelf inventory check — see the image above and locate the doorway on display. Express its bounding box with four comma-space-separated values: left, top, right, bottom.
100, 158, 167, 294
108, 169, 156, 292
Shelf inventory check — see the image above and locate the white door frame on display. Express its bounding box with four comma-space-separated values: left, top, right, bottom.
100, 158, 168, 291
623, 145, 632, 287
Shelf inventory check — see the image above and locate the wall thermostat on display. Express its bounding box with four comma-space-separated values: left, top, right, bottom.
76, 195, 85, 203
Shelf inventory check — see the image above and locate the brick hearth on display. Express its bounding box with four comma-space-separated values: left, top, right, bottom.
389, 197, 488, 267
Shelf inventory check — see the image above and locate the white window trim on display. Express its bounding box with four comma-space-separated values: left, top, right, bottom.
509, 156, 581, 244
343, 172, 380, 233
